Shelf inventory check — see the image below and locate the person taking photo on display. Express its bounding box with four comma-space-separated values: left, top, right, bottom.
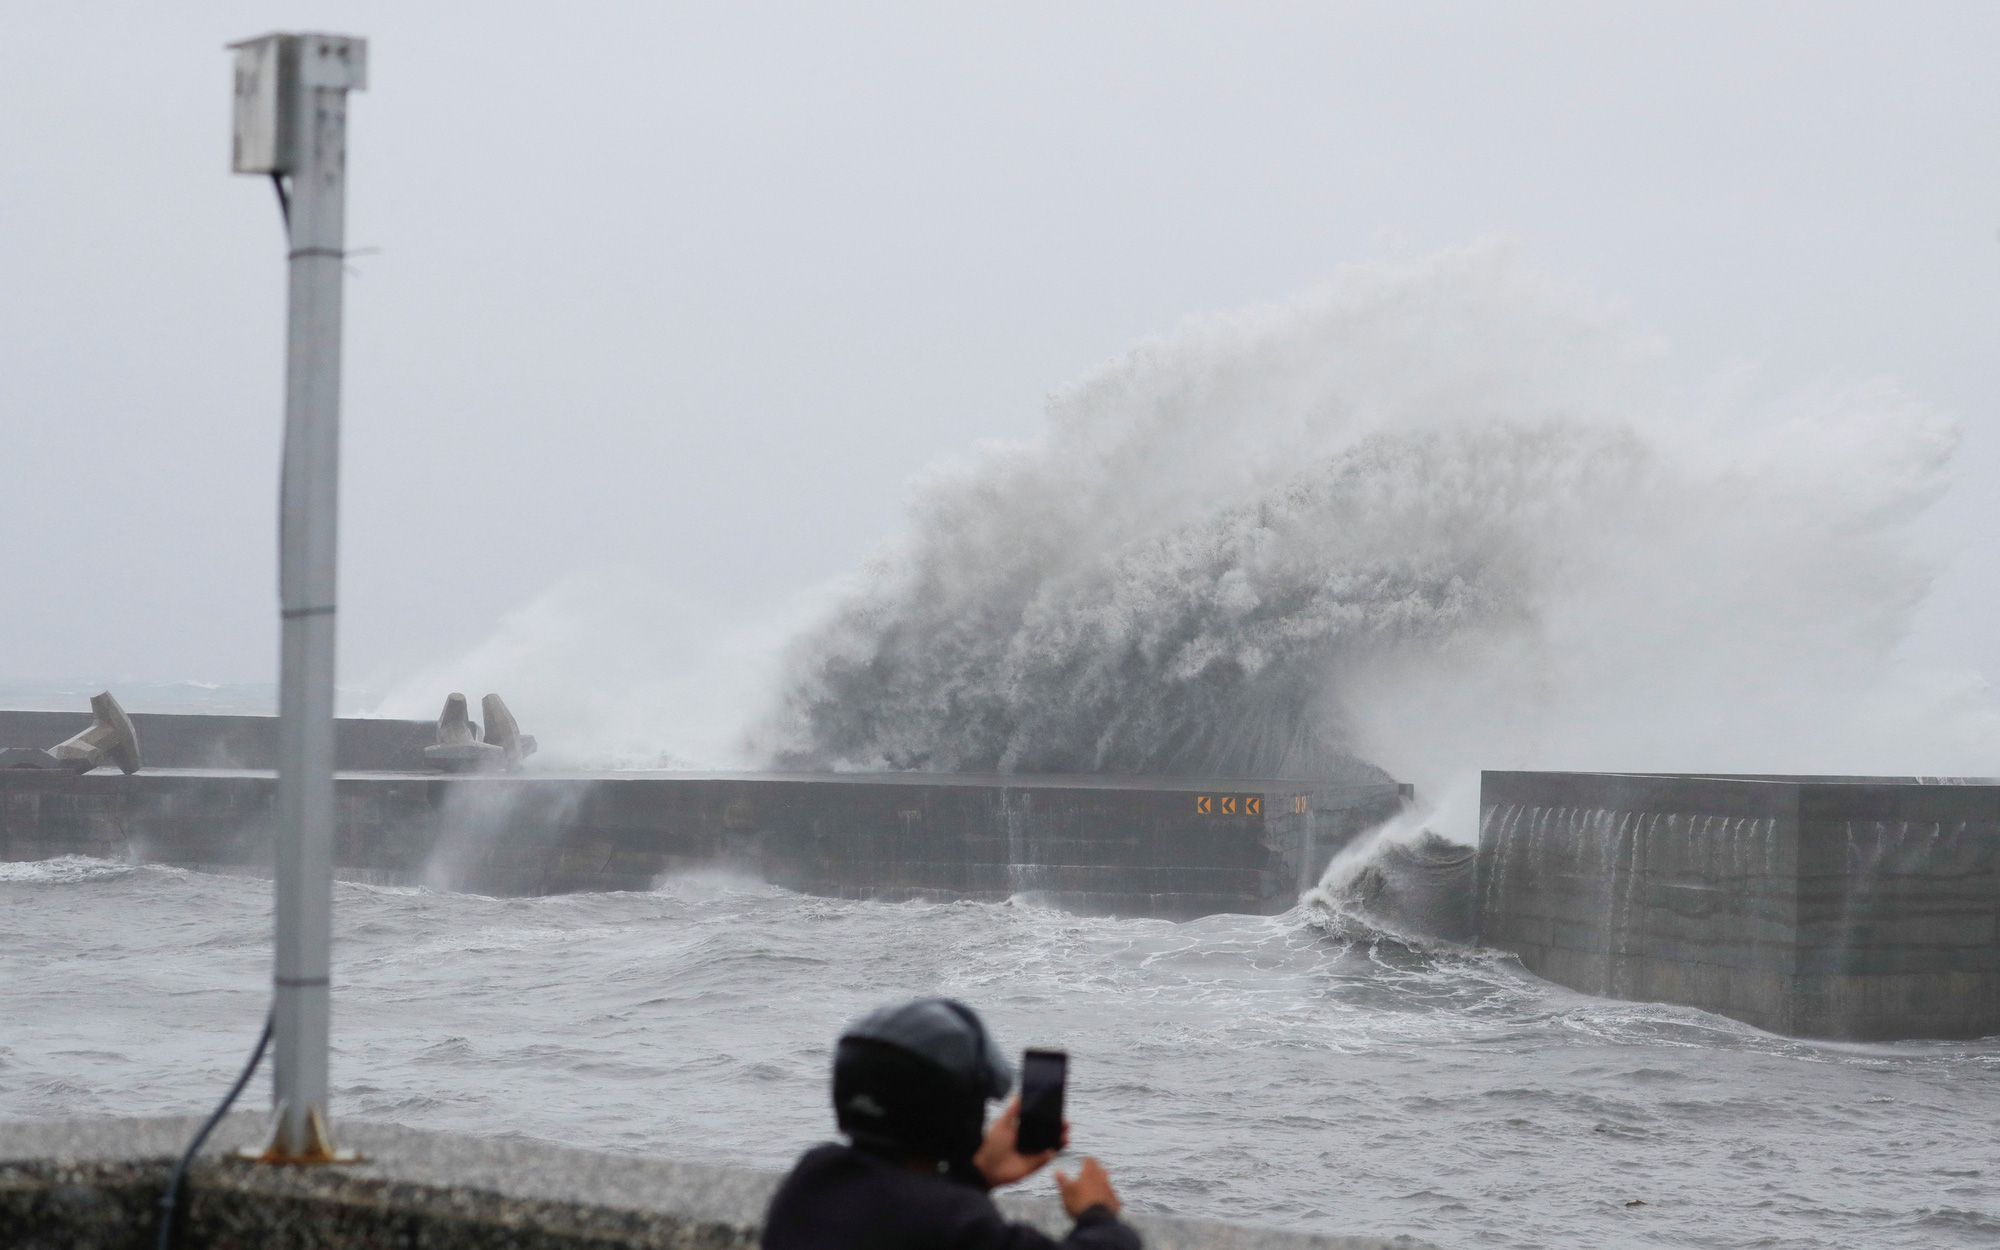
763, 997, 1140, 1249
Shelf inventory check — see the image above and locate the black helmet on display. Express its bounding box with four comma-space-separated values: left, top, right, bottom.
832, 998, 1014, 1163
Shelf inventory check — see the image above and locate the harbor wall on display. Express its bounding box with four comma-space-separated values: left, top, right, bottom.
0, 709, 434, 772
1476, 771, 2000, 1040
0, 766, 1404, 920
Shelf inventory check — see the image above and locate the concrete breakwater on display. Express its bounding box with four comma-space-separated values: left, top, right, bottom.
0, 709, 434, 772
0, 768, 1402, 919
1476, 770, 2000, 1040
0, 1116, 1434, 1249
0, 712, 1406, 919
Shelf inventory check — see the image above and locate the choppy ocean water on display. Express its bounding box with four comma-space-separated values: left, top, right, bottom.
4, 855, 1998, 1248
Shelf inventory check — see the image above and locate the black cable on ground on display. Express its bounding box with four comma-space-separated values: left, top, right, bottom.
156, 1012, 273, 1250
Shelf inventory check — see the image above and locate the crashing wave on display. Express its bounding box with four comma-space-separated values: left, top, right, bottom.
1305, 830, 1478, 944
390, 239, 1996, 792
758, 239, 1989, 787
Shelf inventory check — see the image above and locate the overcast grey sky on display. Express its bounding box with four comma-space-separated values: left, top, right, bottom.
2, 3, 1996, 701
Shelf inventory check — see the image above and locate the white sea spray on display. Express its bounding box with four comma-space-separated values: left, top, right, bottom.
759, 241, 1995, 811
381, 240, 1999, 821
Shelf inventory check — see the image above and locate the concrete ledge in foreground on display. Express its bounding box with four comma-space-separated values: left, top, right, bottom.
0, 1115, 1436, 1250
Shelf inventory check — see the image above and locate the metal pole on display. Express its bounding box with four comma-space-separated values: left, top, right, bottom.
230, 32, 366, 1162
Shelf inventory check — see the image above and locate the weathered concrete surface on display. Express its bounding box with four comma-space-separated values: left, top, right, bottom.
0, 1115, 1435, 1250
1477, 771, 2000, 1040
43, 692, 143, 775
0, 767, 1404, 920
0, 710, 434, 772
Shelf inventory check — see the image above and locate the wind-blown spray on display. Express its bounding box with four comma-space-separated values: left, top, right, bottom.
760, 240, 1997, 813
392, 240, 1999, 835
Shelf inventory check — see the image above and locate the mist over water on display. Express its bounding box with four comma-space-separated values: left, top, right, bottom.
388, 241, 1999, 820
760, 241, 1997, 808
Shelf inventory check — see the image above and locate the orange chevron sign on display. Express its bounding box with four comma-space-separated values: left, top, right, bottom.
1197, 794, 1267, 817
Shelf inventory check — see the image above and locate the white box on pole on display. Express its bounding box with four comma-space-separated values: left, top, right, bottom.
230, 34, 366, 174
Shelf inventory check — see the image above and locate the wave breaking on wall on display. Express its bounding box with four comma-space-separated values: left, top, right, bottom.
755, 240, 1994, 800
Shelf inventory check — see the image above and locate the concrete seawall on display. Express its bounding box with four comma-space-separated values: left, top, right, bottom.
1476, 770, 2000, 1040
0, 1116, 1434, 1249
0, 709, 434, 772
0, 763, 1405, 920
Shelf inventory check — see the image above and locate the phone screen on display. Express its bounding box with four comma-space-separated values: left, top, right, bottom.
1016, 1048, 1067, 1155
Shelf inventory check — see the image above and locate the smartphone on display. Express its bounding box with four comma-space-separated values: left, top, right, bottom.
1015, 1048, 1067, 1155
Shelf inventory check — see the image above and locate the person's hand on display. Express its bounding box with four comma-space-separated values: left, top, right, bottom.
1055, 1156, 1120, 1218
972, 1098, 1068, 1188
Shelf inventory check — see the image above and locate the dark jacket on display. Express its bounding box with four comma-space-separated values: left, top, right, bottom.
762, 1143, 1142, 1250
